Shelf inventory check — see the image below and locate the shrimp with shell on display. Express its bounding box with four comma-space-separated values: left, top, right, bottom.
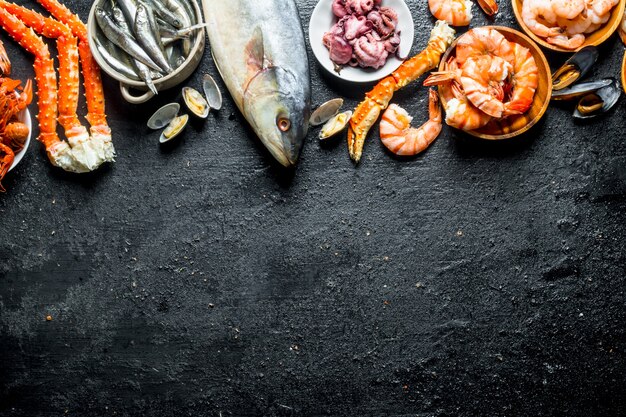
428, 0, 499, 26
379, 89, 442, 156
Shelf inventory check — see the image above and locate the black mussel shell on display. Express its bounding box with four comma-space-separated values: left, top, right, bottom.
552, 46, 599, 91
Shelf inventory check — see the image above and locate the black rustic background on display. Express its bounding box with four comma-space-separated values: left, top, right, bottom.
1, 0, 626, 416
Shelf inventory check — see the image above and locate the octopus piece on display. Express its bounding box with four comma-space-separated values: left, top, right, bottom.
353, 32, 388, 68
323, 32, 353, 65
332, 0, 349, 18
346, 0, 378, 15
384, 31, 401, 55
367, 6, 398, 37
342, 14, 373, 40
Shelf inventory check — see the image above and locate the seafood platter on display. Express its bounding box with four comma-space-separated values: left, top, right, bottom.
0, 0, 625, 191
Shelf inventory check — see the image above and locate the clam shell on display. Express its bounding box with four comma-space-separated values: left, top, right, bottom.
320, 110, 352, 140
183, 87, 209, 118
160, 114, 189, 143
202, 74, 223, 110
310, 98, 344, 126
147, 103, 180, 130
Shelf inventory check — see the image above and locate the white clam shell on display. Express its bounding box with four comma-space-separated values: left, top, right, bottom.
310, 98, 344, 126
159, 114, 189, 143
203, 74, 223, 110
147, 103, 180, 130
320, 110, 352, 140
183, 87, 210, 118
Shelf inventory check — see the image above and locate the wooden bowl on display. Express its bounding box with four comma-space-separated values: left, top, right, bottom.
622, 50, 626, 93
512, 0, 626, 53
437, 26, 552, 140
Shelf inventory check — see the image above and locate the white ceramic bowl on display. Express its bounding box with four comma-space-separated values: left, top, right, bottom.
87, 0, 206, 104
8, 108, 31, 172
309, 0, 414, 83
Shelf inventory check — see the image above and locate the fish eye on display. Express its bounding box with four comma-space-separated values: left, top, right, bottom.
277, 117, 291, 132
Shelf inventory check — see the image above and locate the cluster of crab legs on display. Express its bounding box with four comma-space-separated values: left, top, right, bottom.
0, 0, 114, 191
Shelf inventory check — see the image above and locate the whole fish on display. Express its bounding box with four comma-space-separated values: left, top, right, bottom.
135, 3, 173, 73
203, 0, 311, 167
95, 7, 162, 72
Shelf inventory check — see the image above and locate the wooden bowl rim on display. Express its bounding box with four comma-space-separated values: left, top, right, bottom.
437, 26, 552, 141
622, 51, 626, 94
511, 0, 626, 53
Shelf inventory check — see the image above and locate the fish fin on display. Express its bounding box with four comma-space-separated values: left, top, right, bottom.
245, 27, 265, 76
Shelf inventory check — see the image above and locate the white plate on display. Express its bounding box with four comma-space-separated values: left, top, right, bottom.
8, 108, 31, 172
309, 0, 414, 83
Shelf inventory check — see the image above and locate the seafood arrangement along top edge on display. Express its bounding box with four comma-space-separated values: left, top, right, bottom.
0, 0, 624, 191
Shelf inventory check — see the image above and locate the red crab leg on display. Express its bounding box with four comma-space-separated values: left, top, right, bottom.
0, 0, 88, 143
36, 0, 110, 140
0, 7, 60, 153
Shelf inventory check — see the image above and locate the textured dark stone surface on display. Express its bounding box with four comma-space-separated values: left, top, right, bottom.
1, 0, 626, 416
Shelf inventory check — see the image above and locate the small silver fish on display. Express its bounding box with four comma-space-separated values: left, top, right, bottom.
145, 0, 185, 28
115, 0, 138, 27
94, 36, 140, 80
95, 7, 161, 72
135, 3, 173, 73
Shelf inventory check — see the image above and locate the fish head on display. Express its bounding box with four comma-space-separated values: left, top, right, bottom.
243, 67, 310, 167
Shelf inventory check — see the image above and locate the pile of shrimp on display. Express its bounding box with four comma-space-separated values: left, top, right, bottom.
522, 0, 619, 50
423, 27, 538, 132
428, 0, 498, 27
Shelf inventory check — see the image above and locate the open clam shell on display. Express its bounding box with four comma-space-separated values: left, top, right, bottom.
159, 114, 189, 143
320, 110, 352, 140
183, 87, 209, 118
573, 79, 621, 119
551, 78, 613, 101
202, 74, 223, 110
552, 46, 599, 91
310, 98, 344, 126
147, 103, 180, 129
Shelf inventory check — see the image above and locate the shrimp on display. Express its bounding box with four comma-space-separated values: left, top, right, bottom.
379, 89, 442, 156
424, 56, 493, 131
522, 0, 562, 38
503, 42, 538, 115
546, 33, 586, 49
428, 0, 473, 26
619, 4, 626, 44
455, 27, 514, 66
459, 55, 511, 118
551, 0, 585, 19
555, 14, 592, 36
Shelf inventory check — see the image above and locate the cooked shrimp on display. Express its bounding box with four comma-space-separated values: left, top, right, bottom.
428, 0, 473, 26
476, 0, 498, 16
551, 0, 585, 19
424, 57, 493, 131
455, 27, 514, 66
590, 0, 619, 18
503, 42, 538, 115
546, 33, 586, 49
379, 89, 442, 156
522, 0, 562, 38
555, 14, 592, 36
619, 5, 626, 44
459, 55, 511, 118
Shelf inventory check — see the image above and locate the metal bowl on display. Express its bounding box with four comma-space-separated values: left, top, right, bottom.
87, 0, 206, 104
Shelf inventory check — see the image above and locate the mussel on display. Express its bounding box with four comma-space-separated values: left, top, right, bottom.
147, 103, 180, 129
320, 110, 352, 140
310, 98, 344, 126
183, 87, 209, 118
573, 79, 621, 119
552, 46, 599, 91
551, 78, 613, 101
202, 74, 223, 111
160, 114, 189, 143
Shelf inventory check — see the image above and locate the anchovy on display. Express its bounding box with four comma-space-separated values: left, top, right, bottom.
115, 0, 137, 27
203, 0, 311, 167
95, 7, 162, 72
94, 36, 140, 81
135, 3, 173, 73
145, 0, 184, 28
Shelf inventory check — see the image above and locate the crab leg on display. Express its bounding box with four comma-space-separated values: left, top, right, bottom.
0, 0, 88, 145
37, 0, 114, 160
347, 21, 455, 163
0, 8, 73, 168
